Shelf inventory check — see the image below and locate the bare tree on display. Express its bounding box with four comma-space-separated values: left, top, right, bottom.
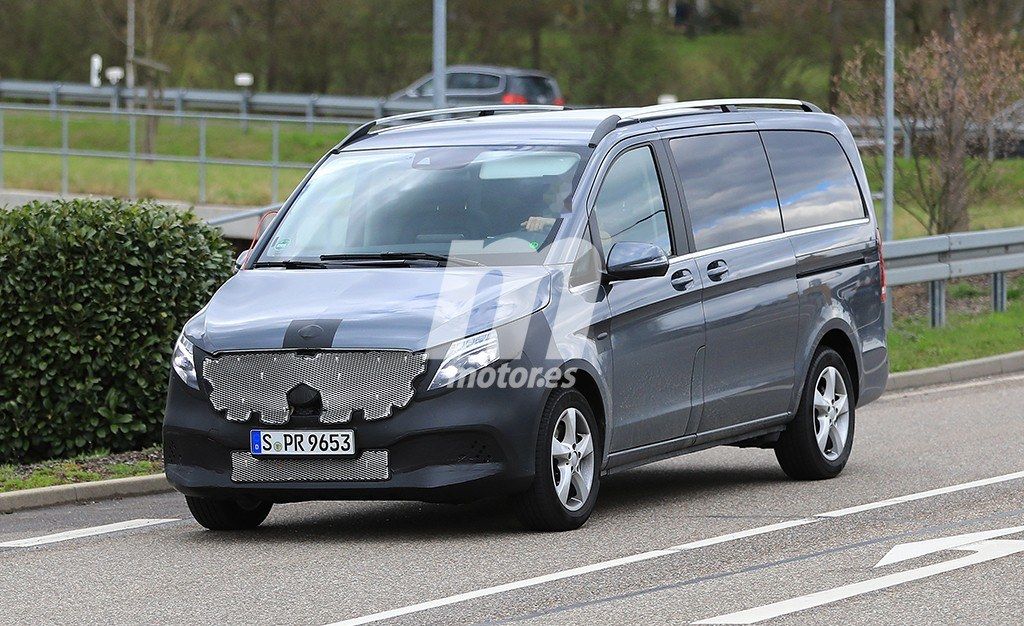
841, 21, 1024, 234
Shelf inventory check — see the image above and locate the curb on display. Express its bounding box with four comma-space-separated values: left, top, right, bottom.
0, 473, 173, 514
886, 350, 1024, 391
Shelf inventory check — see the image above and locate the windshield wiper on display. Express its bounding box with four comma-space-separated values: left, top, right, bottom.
319, 252, 483, 267
251, 259, 329, 269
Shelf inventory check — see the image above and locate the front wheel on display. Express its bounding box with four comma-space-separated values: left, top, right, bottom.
775, 348, 855, 480
513, 388, 601, 531
185, 496, 273, 530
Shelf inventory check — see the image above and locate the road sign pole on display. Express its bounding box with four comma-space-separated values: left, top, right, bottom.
432, 0, 446, 109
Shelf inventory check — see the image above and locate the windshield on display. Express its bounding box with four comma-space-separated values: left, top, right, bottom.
257, 145, 588, 266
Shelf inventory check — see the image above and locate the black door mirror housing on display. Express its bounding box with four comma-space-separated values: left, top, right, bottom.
604, 241, 670, 281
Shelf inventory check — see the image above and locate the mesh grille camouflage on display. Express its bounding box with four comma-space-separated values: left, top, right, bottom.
203, 351, 425, 425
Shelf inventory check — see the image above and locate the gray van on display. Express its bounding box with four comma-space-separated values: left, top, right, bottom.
164, 100, 888, 531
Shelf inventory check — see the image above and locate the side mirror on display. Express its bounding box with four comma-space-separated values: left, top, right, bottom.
235, 250, 250, 272
605, 241, 669, 281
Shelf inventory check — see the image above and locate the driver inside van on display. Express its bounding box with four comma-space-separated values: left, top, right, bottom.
520, 171, 575, 232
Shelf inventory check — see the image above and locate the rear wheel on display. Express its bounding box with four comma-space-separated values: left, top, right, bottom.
185, 496, 272, 530
775, 348, 855, 480
514, 388, 601, 531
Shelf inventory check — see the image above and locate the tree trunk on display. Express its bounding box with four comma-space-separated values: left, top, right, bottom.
827, 0, 843, 114
937, 1, 969, 233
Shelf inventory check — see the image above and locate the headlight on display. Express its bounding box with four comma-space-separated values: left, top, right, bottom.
172, 333, 199, 389
428, 330, 499, 390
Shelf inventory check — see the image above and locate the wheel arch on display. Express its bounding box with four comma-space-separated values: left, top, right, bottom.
547, 359, 610, 468
792, 319, 863, 415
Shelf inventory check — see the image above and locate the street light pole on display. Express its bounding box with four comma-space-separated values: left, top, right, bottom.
883, 0, 895, 242
432, 0, 446, 109
883, 0, 895, 327
126, 0, 136, 112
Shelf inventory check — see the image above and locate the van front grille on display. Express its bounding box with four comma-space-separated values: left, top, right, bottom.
230, 450, 390, 483
202, 350, 425, 425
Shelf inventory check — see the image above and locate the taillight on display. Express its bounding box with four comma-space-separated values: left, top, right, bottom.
876, 228, 887, 302
502, 92, 528, 104
553, 97, 566, 106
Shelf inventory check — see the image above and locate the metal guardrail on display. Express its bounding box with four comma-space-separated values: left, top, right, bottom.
0, 78, 433, 121
886, 227, 1024, 326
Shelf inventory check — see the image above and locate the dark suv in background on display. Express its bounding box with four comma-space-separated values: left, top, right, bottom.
386, 65, 564, 107
165, 99, 888, 532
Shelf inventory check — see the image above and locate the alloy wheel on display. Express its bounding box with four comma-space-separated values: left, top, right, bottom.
813, 366, 850, 461
550, 407, 595, 511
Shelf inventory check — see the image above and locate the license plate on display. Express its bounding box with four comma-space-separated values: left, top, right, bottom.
250, 430, 355, 456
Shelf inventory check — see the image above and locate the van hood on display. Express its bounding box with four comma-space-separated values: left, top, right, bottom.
185, 266, 552, 354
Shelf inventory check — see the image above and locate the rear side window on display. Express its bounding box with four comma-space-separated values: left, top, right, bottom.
761, 131, 866, 231
669, 132, 782, 250
592, 146, 672, 257
448, 72, 501, 91
508, 76, 559, 101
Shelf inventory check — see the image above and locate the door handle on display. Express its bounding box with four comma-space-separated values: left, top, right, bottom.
670, 269, 695, 291
706, 260, 729, 281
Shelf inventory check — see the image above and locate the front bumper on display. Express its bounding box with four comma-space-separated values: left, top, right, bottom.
162, 370, 547, 504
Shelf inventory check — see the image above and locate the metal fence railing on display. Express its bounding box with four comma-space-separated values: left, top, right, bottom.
0, 103, 355, 204
886, 226, 1024, 326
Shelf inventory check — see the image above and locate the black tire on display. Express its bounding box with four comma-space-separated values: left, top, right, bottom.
185, 496, 273, 530
775, 348, 856, 480
513, 388, 601, 532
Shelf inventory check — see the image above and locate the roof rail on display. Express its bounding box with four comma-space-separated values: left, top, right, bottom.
333, 104, 564, 150
625, 98, 822, 123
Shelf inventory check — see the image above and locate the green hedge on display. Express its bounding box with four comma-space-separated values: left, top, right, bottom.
0, 199, 234, 463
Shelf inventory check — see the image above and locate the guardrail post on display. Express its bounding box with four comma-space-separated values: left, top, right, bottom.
50, 84, 59, 120
0, 110, 5, 190
929, 280, 947, 327
240, 93, 249, 132
198, 118, 207, 204
271, 122, 280, 203
128, 114, 137, 198
901, 124, 911, 159
992, 272, 1007, 313
174, 93, 184, 126
306, 96, 315, 132
60, 110, 69, 196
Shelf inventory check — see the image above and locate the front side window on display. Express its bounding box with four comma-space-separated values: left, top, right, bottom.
591, 146, 672, 258
761, 130, 866, 231
257, 146, 586, 266
670, 132, 782, 250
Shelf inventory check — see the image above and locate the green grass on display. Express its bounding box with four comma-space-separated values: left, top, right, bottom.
0, 447, 161, 493
888, 300, 1024, 372
0, 110, 343, 205
865, 156, 1024, 239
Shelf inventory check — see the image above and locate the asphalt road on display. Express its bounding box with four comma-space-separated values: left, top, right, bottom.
3, 373, 1024, 625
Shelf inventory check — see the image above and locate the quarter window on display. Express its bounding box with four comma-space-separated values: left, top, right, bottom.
761, 131, 866, 231
592, 146, 672, 258
669, 132, 782, 250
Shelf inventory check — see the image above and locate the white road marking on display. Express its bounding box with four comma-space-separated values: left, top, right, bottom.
670, 519, 819, 551
324, 548, 680, 626
0, 518, 178, 548
816, 470, 1024, 518
695, 529, 1024, 624
326, 469, 1024, 626
875, 525, 1024, 567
